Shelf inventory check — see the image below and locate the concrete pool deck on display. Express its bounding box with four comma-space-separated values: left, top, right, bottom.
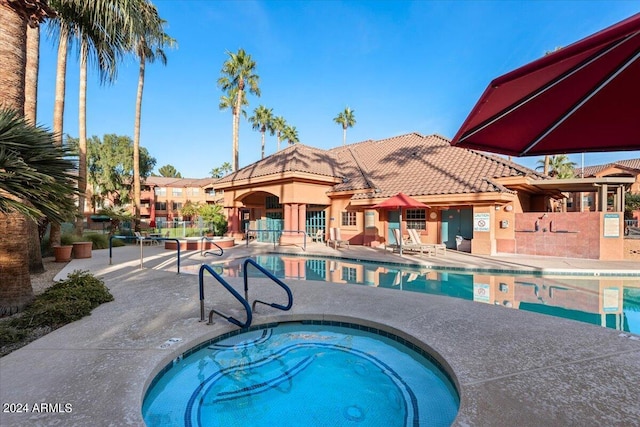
1, 242, 639, 426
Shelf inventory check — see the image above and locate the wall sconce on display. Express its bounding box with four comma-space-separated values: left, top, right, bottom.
505, 205, 513, 212
495, 205, 501, 210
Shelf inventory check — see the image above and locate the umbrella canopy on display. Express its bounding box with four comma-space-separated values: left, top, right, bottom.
451, 13, 640, 156
372, 192, 430, 210
373, 193, 429, 256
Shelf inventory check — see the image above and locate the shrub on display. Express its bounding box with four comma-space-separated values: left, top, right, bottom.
11, 270, 113, 329
83, 233, 109, 249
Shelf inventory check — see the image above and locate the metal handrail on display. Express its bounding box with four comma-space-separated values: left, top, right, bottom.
243, 259, 293, 312
200, 236, 223, 257
244, 228, 307, 251
108, 235, 181, 274
199, 264, 252, 328
279, 229, 307, 251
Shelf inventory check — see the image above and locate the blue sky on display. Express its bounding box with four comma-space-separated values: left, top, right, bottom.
35, 0, 640, 178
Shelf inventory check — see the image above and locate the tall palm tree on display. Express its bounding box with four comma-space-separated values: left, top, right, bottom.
130, 4, 174, 230
0, 0, 55, 313
282, 124, 299, 145
536, 155, 577, 178
219, 86, 248, 155
334, 106, 356, 146
218, 48, 260, 171
0, 110, 77, 313
272, 115, 286, 151
248, 105, 274, 159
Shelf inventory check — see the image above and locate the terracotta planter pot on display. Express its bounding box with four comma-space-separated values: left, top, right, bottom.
53, 245, 73, 262
72, 241, 93, 259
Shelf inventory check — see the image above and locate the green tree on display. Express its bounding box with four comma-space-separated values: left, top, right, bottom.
248, 105, 274, 159
180, 201, 201, 221
536, 155, 576, 178
85, 134, 156, 208
282, 124, 300, 145
0, 109, 78, 313
130, 4, 175, 231
158, 164, 182, 177
272, 115, 287, 151
334, 106, 356, 146
218, 48, 260, 171
198, 204, 226, 236
211, 162, 232, 178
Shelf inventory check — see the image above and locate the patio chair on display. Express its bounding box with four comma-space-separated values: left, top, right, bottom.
391, 228, 425, 255
408, 229, 446, 256
311, 229, 324, 243
134, 231, 153, 246
327, 227, 349, 249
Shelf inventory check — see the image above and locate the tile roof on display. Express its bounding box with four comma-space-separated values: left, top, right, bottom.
578, 158, 640, 177
215, 133, 544, 198
144, 176, 217, 187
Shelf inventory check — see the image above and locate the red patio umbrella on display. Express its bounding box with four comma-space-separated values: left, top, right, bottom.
451, 13, 640, 156
373, 192, 430, 256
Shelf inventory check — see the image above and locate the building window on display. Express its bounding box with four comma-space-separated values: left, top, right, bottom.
172, 202, 182, 211
405, 209, 426, 230
155, 202, 167, 211
341, 211, 356, 227
192, 188, 199, 196
172, 188, 183, 197
266, 196, 281, 209
583, 195, 593, 207
154, 187, 166, 196
342, 266, 357, 282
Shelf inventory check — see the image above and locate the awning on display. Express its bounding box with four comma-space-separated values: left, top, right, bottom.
451, 13, 640, 156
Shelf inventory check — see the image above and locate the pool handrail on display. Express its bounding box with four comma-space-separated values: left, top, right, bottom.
200, 236, 223, 257
108, 235, 181, 274
199, 264, 252, 328
243, 258, 294, 312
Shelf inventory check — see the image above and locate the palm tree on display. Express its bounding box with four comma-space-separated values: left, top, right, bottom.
219, 86, 248, 157
536, 155, 577, 178
0, 0, 55, 313
158, 164, 181, 177
218, 48, 260, 171
282, 124, 300, 145
47, 0, 142, 244
248, 105, 274, 159
210, 162, 232, 178
334, 106, 356, 146
0, 110, 77, 313
272, 115, 286, 151
131, 4, 175, 231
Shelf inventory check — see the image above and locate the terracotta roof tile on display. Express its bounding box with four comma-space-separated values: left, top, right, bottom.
215, 133, 543, 198
578, 158, 640, 177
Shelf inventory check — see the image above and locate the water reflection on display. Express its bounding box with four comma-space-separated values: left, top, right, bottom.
207, 255, 640, 335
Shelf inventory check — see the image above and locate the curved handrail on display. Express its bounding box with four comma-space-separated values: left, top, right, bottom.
279, 229, 307, 251
243, 259, 293, 312
109, 235, 136, 265
153, 238, 181, 274
200, 236, 223, 257
199, 264, 252, 328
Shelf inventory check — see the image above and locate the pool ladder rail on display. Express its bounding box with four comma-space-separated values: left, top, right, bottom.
198, 259, 293, 329
200, 236, 224, 257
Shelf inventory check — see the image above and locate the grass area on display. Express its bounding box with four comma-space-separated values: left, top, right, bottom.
0, 270, 113, 357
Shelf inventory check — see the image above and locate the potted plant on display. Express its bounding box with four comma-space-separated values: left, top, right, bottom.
53, 244, 73, 262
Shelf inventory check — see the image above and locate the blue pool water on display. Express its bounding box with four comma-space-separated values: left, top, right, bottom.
143, 323, 459, 427
196, 255, 640, 335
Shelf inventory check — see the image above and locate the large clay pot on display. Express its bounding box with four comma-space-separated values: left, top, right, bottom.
72, 241, 93, 259
53, 245, 73, 262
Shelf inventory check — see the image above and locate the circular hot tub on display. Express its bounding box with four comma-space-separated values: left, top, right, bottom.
143, 322, 459, 426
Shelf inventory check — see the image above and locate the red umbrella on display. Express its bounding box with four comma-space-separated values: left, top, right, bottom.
373, 193, 429, 255
451, 13, 640, 156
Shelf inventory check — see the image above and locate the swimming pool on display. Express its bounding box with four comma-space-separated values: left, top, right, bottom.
193, 255, 640, 335
143, 322, 459, 427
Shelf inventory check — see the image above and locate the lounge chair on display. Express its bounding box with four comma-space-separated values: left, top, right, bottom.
408, 229, 446, 256
327, 227, 349, 249
134, 231, 154, 246
311, 229, 324, 243
390, 228, 425, 255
